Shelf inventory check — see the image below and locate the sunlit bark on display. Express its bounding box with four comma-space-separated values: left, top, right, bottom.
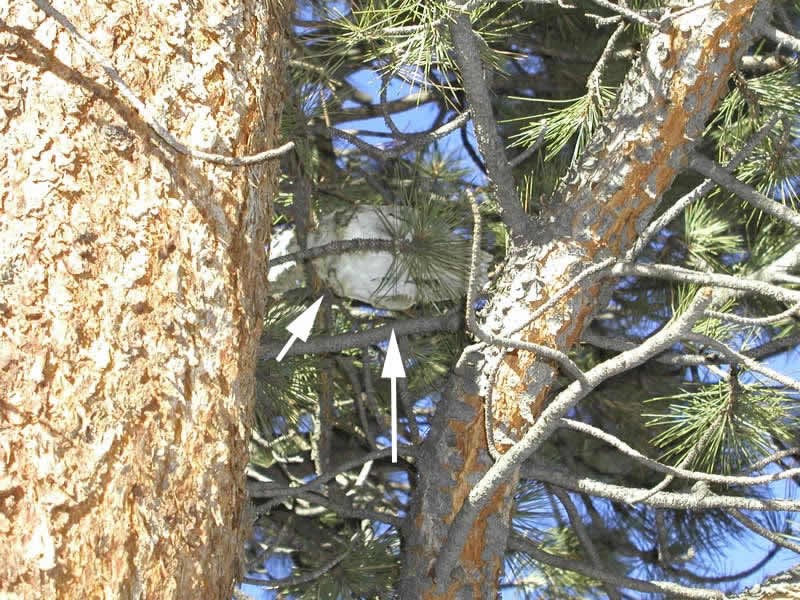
0, 1, 288, 597
399, 1, 772, 596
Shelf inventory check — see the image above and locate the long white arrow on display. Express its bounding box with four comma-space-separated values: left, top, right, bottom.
381, 329, 406, 463
275, 296, 324, 362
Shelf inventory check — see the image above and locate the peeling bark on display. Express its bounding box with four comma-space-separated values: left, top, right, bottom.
0, 1, 288, 598
399, 1, 772, 596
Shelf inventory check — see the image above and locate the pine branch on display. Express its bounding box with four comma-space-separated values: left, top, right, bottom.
521, 459, 800, 512
434, 290, 714, 584
558, 418, 800, 488
760, 23, 800, 53
550, 486, 622, 600
448, 6, 531, 242
259, 312, 461, 360
689, 153, 800, 228
508, 533, 725, 599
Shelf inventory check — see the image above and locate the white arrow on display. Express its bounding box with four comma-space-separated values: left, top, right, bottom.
381, 329, 406, 463
275, 296, 324, 362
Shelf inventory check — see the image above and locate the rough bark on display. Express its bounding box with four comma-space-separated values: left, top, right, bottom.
0, 1, 288, 598
399, 1, 772, 597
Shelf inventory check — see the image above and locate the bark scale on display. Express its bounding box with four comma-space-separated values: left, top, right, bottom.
0, 1, 288, 598
400, 1, 772, 597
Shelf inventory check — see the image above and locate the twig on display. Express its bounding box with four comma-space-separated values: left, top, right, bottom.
612, 262, 800, 304
746, 446, 800, 472
449, 6, 531, 242
434, 290, 713, 587
335, 356, 378, 449
362, 347, 391, 432
689, 153, 800, 229
558, 418, 800, 488
586, 22, 626, 101
243, 549, 349, 588
760, 23, 800, 53
705, 303, 800, 326
31, 0, 294, 167
521, 459, 800, 512
248, 446, 416, 501
259, 312, 461, 361
292, 490, 404, 528
246, 516, 293, 574
586, 0, 658, 28
508, 123, 547, 168
686, 333, 800, 393
550, 487, 622, 600
326, 110, 470, 161
730, 510, 800, 554
508, 533, 724, 599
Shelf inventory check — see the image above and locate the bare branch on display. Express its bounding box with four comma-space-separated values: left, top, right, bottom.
586, 22, 626, 100
705, 303, 800, 326
730, 510, 800, 554
559, 418, 800, 488
326, 110, 471, 161
689, 153, 800, 229
612, 262, 800, 304
521, 460, 800, 512
508, 533, 725, 599
550, 486, 622, 600
746, 447, 800, 472
448, 6, 531, 242
434, 291, 713, 585
686, 334, 800, 393
760, 23, 800, 53
248, 446, 417, 501
509, 123, 548, 168
259, 312, 461, 361
586, 0, 658, 27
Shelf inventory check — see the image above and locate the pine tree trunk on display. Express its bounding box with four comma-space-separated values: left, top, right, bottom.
399, 1, 772, 597
0, 2, 288, 598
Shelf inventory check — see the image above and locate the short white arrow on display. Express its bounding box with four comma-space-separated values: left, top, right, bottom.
275, 296, 324, 362
381, 329, 406, 463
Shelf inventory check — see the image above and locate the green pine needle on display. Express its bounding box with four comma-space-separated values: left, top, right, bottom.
506, 86, 617, 164
373, 192, 472, 306
683, 201, 744, 272
645, 380, 795, 474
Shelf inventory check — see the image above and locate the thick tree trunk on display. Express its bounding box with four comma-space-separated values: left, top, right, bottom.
0, 2, 288, 598
399, 1, 771, 597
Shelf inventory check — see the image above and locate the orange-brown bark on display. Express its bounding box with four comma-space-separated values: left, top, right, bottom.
0, 1, 288, 598
400, 1, 770, 596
